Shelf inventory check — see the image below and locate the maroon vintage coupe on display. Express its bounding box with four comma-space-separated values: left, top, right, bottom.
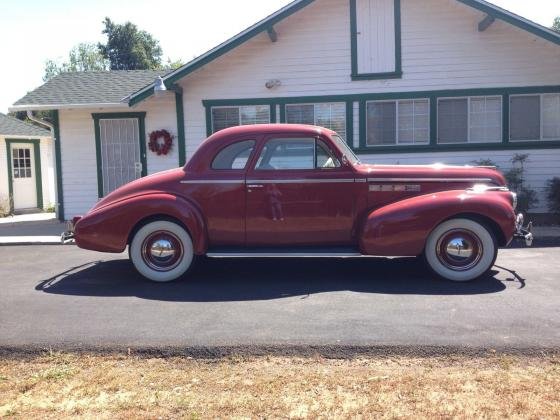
63, 124, 533, 283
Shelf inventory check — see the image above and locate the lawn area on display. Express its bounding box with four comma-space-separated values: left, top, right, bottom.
0, 352, 559, 418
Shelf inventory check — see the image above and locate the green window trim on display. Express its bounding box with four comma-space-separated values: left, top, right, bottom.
350, 0, 402, 81
5, 138, 43, 212
92, 112, 147, 198
201, 85, 560, 154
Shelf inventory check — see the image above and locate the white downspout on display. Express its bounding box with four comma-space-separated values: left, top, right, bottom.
26, 111, 59, 218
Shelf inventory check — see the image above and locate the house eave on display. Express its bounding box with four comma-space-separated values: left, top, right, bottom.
0, 134, 51, 140
9, 102, 127, 112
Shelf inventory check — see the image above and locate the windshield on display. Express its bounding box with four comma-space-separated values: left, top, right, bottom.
331, 135, 360, 165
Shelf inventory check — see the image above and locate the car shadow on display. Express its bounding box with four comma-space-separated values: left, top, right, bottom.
35, 256, 515, 302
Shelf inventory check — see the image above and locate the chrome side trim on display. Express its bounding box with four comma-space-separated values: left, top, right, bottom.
206, 252, 413, 258
180, 180, 245, 184
367, 177, 494, 183
246, 179, 356, 184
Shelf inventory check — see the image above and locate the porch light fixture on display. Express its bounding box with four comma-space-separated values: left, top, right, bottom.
265, 79, 282, 89
154, 76, 168, 97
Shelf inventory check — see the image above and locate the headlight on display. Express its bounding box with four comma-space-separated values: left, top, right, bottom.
510, 192, 518, 210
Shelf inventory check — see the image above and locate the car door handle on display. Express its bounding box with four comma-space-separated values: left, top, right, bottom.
247, 184, 264, 189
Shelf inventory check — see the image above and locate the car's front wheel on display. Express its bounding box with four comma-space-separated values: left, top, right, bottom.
130, 220, 194, 282
424, 218, 498, 282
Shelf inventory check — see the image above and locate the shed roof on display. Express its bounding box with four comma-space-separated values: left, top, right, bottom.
12, 70, 169, 111
0, 113, 50, 137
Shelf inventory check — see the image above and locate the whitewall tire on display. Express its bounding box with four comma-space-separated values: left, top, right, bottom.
424, 218, 497, 282
130, 220, 194, 283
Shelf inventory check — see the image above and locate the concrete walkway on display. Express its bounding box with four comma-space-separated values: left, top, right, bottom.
0, 213, 65, 245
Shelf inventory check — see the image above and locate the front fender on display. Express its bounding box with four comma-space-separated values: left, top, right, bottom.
74, 193, 208, 254
359, 190, 516, 256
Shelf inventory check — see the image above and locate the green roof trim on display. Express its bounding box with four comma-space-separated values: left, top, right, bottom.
128, 0, 316, 107
455, 0, 560, 46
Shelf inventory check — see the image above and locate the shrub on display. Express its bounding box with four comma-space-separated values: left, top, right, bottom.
546, 177, 560, 215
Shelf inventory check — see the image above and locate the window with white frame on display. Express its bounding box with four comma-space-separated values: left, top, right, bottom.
366, 99, 429, 146
285, 102, 347, 140
438, 96, 502, 144
211, 105, 270, 133
510, 93, 560, 141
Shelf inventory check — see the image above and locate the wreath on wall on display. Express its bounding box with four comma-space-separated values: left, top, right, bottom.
148, 129, 174, 156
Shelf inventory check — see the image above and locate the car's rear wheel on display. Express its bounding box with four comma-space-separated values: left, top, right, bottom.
130, 220, 194, 282
424, 218, 497, 282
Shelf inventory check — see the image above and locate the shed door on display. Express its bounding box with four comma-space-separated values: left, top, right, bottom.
99, 118, 143, 196
11, 145, 37, 210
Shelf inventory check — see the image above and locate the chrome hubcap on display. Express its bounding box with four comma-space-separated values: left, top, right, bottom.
142, 231, 183, 272
436, 229, 483, 271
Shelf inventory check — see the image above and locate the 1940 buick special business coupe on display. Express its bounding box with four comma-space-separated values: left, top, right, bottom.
63, 124, 533, 283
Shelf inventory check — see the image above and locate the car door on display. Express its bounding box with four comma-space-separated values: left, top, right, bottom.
245, 135, 358, 247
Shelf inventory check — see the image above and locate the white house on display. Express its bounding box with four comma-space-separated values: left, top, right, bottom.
10, 0, 560, 221
0, 113, 55, 214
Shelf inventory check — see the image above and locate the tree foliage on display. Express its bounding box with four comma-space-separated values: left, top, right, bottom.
98, 17, 163, 70
43, 43, 109, 81
553, 17, 560, 33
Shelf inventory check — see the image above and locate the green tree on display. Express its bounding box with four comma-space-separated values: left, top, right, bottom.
98, 17, 163, 70
553, 17, 560, 33
43, 43, 109, 81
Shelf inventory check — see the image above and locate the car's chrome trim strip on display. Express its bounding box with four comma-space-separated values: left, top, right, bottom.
247, 179, 356, 184
206, 252, 412, 258
367, 177, 494, 183
180, 180, 245, 184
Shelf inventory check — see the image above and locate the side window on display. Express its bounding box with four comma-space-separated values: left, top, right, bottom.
256, 138, 315, 170
255, 138, 341, 170
211, 140, 255, 170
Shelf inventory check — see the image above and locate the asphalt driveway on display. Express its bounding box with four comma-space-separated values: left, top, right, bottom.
0, 245, 559, 352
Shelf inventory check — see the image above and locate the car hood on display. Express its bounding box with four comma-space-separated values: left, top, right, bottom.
354, 163, 507, 186
90, 168, 186, 213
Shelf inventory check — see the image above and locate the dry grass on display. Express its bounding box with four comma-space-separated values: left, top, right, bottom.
0, 353, 559, 419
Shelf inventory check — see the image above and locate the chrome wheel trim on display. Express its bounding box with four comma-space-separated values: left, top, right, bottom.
141, 231, 184, 272
436, 229, 483, 272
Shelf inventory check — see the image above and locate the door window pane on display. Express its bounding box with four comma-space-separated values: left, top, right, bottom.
366, 102, 396, 145
12, 148, 32, 179
316, 140, 341, 169
510, 96, 540, 141
438, 98, 468, 143
256, 138, 315, 170
543, 94, 560, 140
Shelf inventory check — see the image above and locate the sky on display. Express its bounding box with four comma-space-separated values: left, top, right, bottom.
0, 0, 558, 113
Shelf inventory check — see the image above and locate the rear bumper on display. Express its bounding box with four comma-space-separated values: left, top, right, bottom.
512, 214, 533, 247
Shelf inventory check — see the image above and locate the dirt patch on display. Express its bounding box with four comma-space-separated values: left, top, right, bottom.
0, 353, 559, 418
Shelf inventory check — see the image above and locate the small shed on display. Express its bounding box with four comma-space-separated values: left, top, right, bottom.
0, 113, 55, 214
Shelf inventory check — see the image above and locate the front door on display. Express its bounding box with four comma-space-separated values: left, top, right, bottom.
245, 136, 357, 247
98, 118, 144, 196
10, 144, 38, 210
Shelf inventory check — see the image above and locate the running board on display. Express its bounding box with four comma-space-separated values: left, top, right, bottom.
206, 247, 363, 258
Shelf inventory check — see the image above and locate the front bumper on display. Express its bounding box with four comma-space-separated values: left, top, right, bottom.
60, 216, 82, 244
513, 214, 533, 247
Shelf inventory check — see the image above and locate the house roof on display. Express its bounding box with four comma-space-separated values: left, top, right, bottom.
11, 70, 169, 111
128, 0, 560, 106
0, 113, 50, 137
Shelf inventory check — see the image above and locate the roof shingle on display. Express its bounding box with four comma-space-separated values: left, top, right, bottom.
13, 70, 169, 107
0, 113, 50, 137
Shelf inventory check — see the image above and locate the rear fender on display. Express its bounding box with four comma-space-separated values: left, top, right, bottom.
359, 190, 516, 256
74, 193, 207, 254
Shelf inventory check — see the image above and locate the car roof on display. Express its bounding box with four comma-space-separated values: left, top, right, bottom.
207, 124, 335, 141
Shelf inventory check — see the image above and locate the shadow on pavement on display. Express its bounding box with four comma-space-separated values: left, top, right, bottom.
36, 256, 512, 302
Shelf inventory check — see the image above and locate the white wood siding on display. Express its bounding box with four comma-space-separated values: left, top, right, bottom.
59, 94, 178, 218
356, 0, 396, 74
0, 137, 9, 207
